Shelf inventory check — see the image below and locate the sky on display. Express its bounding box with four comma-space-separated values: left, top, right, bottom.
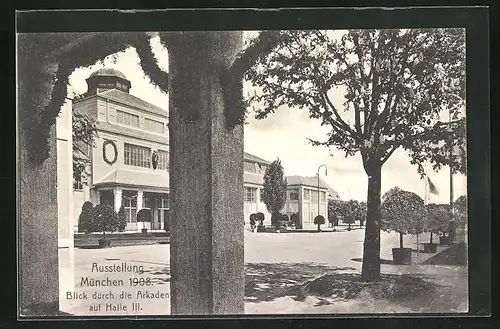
67, 32, 467, 203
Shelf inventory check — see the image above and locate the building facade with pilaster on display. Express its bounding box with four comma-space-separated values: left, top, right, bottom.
72, 68, 282, 232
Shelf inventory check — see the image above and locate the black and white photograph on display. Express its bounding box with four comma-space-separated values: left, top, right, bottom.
16, 8, 488, 319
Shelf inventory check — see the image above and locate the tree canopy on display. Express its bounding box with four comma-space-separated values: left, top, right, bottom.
245, 29, 466, 176
426, 203, 452, 236
381, 189, 426, 235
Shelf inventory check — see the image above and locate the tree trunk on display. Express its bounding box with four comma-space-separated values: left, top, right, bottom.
361, 162, 382, 282
430, 232, 433, 244
348, 222, 351, 230
168, 32, 245, 315
317, 224, 320, 232
399, 232, 404, 249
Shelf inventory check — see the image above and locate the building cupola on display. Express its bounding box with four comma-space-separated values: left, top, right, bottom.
85, 68, 131, 95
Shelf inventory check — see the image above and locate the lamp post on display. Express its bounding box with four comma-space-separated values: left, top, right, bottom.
317, 164, 328, 222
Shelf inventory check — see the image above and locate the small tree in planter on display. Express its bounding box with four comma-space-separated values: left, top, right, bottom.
78, 201, 94, 234
381, 189, 425, 265
343, 200, 364, 231
328, 200, 344, 232
261, 158, 287, 233
424, 203, 449, 252
117, 205, 127, 232
256, 212, 266, 232
314, 215, 325, 232
136, 209, 152, 236
91, 204, 120, 248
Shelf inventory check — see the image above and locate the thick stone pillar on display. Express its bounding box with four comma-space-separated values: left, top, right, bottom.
168, 32, 244, 315
114, 187, 122, 212
19, 123, 59, 316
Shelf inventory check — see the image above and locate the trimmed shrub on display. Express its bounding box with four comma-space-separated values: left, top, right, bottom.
314, 215, 326, 232
90, 204, 120, 239
78, 201, 94, 233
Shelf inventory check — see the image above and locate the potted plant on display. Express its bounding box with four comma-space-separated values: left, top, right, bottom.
256, 212, 266, 232
381, 188, 425, 265
261, 158, 288, 233
424, 204, 449, 253
343, 200, 364, 231
136, 208, 152, 236
314, 215, 325, 232
90, 204, 120, 248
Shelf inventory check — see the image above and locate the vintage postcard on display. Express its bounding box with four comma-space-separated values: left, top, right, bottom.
16, 8, 488, 319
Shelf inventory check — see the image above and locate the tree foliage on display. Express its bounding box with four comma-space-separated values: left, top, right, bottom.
73, 111, 98, 186
90, 204, 120, 238
261, 158, 288, 214
343, 200, 366, 224
245, 29, 466, 175
426, 203, 451, 236
246, 29, 465, 280
454, 195, 467, 224
327, 200, 343, 224
381, 189, 426, 236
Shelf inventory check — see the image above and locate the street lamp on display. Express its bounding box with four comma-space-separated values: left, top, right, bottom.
317, 164, 328, 224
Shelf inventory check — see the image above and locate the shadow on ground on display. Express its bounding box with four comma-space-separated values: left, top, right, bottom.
422, 243, 467, 266
275, 272, 438, 310
351, 257, 394, 265
142, 265, 171, 285
244, 262, 356, 303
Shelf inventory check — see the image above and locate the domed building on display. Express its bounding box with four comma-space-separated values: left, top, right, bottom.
72, 68, 170, 232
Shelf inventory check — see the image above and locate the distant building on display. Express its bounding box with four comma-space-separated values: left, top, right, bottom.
283, 176, 337, 229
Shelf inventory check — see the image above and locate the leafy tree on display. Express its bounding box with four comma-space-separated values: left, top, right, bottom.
381, 189, 426, 249
328, 200, 343, 228
90, 204, 120, 240
117, 205, 127, 232
78, 201, 94, 233
343, 200, 365, 230
72, 111, 98, 188
426, 203, 451, 243
314, 215, 326, 232
454, 195, 467, 224
246, 29, 465, 281
261, 158, 288, 230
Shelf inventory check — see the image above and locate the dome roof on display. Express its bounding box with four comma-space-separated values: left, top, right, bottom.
89, 68, 128, 80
